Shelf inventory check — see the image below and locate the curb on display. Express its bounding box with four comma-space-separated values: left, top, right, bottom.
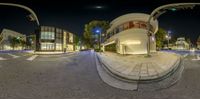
96, 52, 183, 83
94, 53, 138, 90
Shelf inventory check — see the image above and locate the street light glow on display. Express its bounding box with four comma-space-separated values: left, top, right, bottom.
170, 8, 177, 11
96, 30, 100, 33
95, 6, 103, 9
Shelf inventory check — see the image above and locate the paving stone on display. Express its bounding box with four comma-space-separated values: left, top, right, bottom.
98, 51, 180, 80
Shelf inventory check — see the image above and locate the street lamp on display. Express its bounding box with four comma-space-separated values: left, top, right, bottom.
0, 3, 40, 26
146, 3, 200, 57
165, 33, 171, 49
94, 27, 102, 51
166, 30, 172, 49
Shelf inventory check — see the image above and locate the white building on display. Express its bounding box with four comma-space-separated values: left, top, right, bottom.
0, 29, 26, 50
103, 13, 158, 54
175, 37, 189, 50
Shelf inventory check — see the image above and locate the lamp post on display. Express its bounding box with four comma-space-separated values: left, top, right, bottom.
166, 30, 171, 49
146, 3, 200, 57
94, 27, 102, 51
0, 3, 40, 26
96, 29, 101, 51
165, 34, 171, 49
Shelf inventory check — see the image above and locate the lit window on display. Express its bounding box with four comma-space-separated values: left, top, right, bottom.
41, 32, 55, 40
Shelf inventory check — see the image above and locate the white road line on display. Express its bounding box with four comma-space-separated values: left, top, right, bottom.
7, 53, 20, 58
0, 57, 7, 60
26, 55, 38, 61
183, 54, 188, 58
197, 54, 200, 59
192, 54, 200, 61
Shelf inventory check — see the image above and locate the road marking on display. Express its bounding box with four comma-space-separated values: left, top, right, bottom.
183, 54, 188, 58
0, 57, 7, 60
26, 55, 38, 61
192, 54, 200, 61
7, 53, 20, 58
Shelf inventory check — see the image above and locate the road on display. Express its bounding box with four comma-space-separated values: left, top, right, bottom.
0, 50, 200, 99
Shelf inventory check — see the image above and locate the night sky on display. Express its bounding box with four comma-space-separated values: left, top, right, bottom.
0, 0, 200, 44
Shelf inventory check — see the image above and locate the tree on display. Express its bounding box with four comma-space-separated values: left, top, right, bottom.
0, 35, 3, 44
8, 36, 19, 50
155, 28, 167, 49
83, 20, 109, 48
8, 36, 26, 50
26, 35, 36, 50
20, 39, 26, 49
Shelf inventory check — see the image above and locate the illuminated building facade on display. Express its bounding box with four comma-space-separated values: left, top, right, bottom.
0, 29, 26, 50
175, 37, 189, 50
103, 13, 158, 54
35, 26, 75, 52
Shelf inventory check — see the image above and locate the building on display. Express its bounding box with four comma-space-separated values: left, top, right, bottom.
175, 37, 189, 50
35, 26, 75, 52
0, 28, 26, 50
102, 13, 158, 54
197, 36, 200, 49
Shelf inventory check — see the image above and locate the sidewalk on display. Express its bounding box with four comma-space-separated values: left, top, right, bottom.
97, 51, 181, 81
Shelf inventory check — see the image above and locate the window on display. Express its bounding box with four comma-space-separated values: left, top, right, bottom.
129, 21, 134, 28
115, 28, 119, 34
69, 33, 73, 43
56, 43, 62, 50
118, 25, 124, 32
123, 22, 129, 30
134, 21, 140, 28
41, 32, 55, 40
41, 43, 55, 50
140, 23, 147, 29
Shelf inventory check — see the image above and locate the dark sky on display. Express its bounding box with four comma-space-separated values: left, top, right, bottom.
0, 0, 200, 43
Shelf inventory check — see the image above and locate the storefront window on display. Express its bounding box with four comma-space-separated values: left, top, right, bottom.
41, 43, 55, 50
56, 43, 62, 50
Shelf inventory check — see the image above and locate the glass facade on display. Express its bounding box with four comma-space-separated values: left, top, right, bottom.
41, 32, 55, 40
41, 43, 55, 50
38, 26, 74, 51
69, 33, 73, 43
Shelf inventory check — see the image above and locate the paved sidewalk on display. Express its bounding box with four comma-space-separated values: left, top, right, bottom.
97, 52, 181, 81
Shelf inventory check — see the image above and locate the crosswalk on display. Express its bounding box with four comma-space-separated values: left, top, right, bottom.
0, 53, 38, 61
192, 54, 200, 61
7, 53, 20, 58
183, 54, 188, 58
26, 55, 38, 61
0, 52, 76, 61
0, 57, 7, 60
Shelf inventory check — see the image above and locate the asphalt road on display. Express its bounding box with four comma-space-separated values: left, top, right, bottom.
0, 50, 200, 99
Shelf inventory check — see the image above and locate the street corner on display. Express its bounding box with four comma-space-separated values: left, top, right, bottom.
95, 51, 183, 90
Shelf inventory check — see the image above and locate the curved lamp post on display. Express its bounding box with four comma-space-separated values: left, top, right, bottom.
146, 3, 200, 57
0, 3, 40, 26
